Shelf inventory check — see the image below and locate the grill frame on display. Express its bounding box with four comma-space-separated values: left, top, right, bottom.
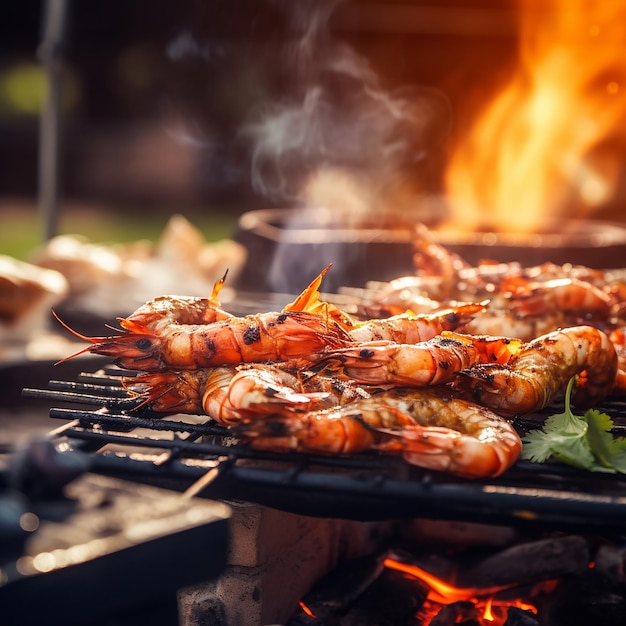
22, 365, 626, 532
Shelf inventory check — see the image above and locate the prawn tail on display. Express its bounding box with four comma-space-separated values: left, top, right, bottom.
283, 264, 355, 330
449, 301, 489, 321
283, 264, 333, 313
208, 269, 228, 308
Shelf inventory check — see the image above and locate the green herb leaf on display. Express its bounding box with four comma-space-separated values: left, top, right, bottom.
585, 409, 618, 469
520, 376, 625, 473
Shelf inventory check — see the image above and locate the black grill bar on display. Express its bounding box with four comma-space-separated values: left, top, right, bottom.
25, 387, 141, 410
77, 371, 139, 386
48, 379, 131, 397
77, 437, 626, 530
48, 407, 226, 435
46, 406, 392, 471
22, 368, 626, 530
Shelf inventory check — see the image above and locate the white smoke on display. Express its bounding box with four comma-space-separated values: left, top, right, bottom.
244, 0, 451, 214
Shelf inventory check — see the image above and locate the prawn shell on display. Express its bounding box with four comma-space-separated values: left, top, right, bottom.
458, 325, 618, 416
87, 310, 352, 371
244, 386, 522, 478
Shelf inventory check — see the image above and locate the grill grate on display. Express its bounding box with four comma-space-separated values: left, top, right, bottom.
22, 366, 626, 531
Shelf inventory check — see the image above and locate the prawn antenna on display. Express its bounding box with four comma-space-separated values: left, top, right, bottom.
51, 309, 110, 365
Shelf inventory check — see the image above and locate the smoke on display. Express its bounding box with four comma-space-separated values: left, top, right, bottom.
162, 0, 453, 291
243, 0, 451, 216
166, 31, 225, 64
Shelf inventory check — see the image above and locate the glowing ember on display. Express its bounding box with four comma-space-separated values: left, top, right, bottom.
298, 600, 316, 618
383, 557, 538, 626
444, 0, 626, 233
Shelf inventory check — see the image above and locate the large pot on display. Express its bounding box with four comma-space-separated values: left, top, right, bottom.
232, 207, 626, 293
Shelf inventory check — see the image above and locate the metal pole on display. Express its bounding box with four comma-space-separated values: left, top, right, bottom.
37, 0, 68, 241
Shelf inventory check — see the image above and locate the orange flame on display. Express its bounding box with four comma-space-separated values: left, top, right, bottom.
299, 600, 316, 618
444, 0, 626, 233
384, 557, 537, 626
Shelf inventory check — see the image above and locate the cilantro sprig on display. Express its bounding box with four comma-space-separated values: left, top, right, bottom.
521, 377, 626, 473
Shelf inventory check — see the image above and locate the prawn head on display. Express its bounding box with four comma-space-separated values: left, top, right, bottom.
53, 309, 165, 370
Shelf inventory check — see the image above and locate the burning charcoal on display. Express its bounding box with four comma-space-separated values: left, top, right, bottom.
339, 565, 427, 626
429, 601, 478, 625
387, 548, 458, 583
286, 613, 327, 626
543, 569, 626, 626
399, 519, 519, 551
457, 535, 590, 589
503, 606, 541, 625
593, 543, 626, 583
297, 552, 388, 620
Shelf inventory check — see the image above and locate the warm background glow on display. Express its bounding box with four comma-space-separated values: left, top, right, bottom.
444, 0, 626, 233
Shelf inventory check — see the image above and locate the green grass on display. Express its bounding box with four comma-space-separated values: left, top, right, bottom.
0, 200, 242, 261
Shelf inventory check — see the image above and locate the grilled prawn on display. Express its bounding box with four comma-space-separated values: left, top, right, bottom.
608, 327, 626, 395
52, 263, 357, 372
55, 264, 490, 372
313, 333, 521, 386
242, 386, 522, 478
128, 366, 320, 425
123, 271, 234, 334
127, 363, 375, 425
346, 303, 485, 343
120, 264, 348, 333
82, 309, 354, 371
505, 277, 613, 319
463, 278, 614, 341
458, 325, 618, 416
